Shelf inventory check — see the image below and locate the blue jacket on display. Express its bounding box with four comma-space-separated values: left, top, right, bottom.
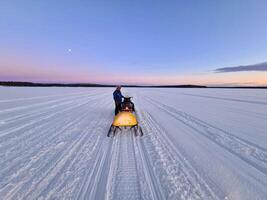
113, 90, 124, 103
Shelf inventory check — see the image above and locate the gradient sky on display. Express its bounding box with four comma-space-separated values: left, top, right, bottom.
1, 0, 267, 85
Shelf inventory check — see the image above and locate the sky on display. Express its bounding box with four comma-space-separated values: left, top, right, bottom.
0, 0, 267, 86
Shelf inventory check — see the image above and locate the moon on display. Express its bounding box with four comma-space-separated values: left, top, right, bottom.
68, 49, 72, 52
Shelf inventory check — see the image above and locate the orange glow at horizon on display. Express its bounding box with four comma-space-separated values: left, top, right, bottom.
1, 58, 267, 86
1, 67, 266, 86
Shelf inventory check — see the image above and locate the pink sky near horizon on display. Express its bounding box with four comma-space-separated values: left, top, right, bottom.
1, 64, 267, 86
1, 52, 267, 86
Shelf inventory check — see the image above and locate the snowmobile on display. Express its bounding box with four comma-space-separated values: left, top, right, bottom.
107, 97, 143, 137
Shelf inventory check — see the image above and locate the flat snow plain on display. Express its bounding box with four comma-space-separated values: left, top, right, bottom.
0, 87, 267, 200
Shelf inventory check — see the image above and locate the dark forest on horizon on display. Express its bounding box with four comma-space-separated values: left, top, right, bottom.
0, 81, 266, 89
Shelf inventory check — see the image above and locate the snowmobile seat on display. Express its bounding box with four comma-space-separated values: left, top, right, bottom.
121, 97, 135, 112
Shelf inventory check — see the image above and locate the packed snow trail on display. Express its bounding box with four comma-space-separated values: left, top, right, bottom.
0, 87, 267, 200
144, 96, 267, 175
108, 133, 141, 200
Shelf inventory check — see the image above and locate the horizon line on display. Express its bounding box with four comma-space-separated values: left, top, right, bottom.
1, 80, 267, 88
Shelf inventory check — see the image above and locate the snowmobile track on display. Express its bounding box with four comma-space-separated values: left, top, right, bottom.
138, 110, 219, 200
146, 97, 267, 176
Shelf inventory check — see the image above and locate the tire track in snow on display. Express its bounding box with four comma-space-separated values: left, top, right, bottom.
133, 135, 165, 200
0, 99, 84, 141
44, 110, 115, 199
0, 95, 106, 166
0, 98, 89, 138
0, 101, 96, 198
2, 97, 111, 199
137, 110, 219, 200
0, 93, 108, 139
0, 92, 105, 128
77, 137, 113, 200
104, 120, 160, 199
146, 97, 267, 176
112, 133, 141, 200
105, 131, 160, 200
183, 93, 267, 106
0, 90, 96, 103
0, 92, 96, 114
0, 93, 93, 124
48, 135, 103, 199
39, 109, 113, 199
132, 92, 219, 199
105, 135, 120, 200
0, 96, 102, 171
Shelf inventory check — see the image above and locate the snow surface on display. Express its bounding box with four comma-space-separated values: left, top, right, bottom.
0, 87, 267, 200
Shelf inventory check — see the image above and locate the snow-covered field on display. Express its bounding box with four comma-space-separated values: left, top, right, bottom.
0, 87, 267, 200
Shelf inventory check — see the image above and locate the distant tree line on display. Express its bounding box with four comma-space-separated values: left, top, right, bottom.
0, 81, 266, 88
0, 81, 206, 88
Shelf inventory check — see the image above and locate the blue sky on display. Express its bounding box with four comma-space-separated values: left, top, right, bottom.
1, 0, 267, 85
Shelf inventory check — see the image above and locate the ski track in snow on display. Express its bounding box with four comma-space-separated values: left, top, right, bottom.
0, 87, 267, 200
144, 97, 267, 176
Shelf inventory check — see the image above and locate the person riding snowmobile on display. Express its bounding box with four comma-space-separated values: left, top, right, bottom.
113, 86, 124, 115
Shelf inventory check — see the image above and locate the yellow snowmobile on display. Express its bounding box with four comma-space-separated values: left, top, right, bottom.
107, 97, 143, 137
